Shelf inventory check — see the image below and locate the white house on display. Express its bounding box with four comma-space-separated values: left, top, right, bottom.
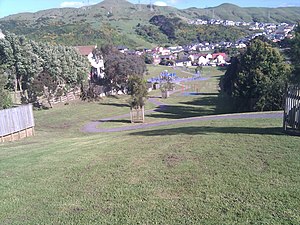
0, 29, 5, 39
75, 45, 105, 80
175, 59, 192, 67
198, 56, 209, 65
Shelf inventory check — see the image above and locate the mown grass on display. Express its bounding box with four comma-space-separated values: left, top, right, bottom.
0, 66, 299, 224
1, 114, 299, 224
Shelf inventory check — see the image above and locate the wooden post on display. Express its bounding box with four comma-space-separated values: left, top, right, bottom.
32, 127, 35, 136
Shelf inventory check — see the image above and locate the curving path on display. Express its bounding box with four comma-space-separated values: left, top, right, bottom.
82, 75, 282, 133
82, 110, 282, 133
81, 94, 283, 133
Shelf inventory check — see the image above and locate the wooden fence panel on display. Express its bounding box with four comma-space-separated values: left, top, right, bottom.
0, 104, 35, 137
284, 86, 300, 131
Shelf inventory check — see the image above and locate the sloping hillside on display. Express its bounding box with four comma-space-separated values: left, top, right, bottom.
0, 0, 299, 48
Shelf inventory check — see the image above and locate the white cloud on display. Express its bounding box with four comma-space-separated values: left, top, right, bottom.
60, 1, 86, 8
153, 1, 168, 7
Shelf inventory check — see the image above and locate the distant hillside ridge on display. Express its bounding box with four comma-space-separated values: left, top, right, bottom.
0, 1, 299, 48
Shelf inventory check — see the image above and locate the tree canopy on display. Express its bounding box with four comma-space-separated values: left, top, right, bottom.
0, 32, 89, 106
0, 73, 12, 109
222, 38, 291, 111
92, 45, 146, 94
288, 24, 300, 84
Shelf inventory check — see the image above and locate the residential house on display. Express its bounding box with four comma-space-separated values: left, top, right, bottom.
75, 45, 105, 80
152, 47, 171, 56
175, 58, 192, 67
196, 53, 212, 66
212, 53, 228, 65
0, 29, 5, 39
117, 45, 129, 53
152, 54, 161, 65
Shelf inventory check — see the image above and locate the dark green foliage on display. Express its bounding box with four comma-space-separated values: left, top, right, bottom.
149, 15, 179, 40
137, 17, 250, 45
0, 32, 89, 105
127, 75, 148, 108
222, 38, 291, 111
144, 54, 154, 64
91, 45, 146, 94
30, 70, 60, 108
288, 24, 300, 84
0, 73, 12, 109
135, 24, 168, 44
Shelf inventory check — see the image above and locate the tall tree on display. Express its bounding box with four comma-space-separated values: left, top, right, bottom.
222, 38, 291, 111
289, 24, 300, 84
127, 75, 148, 109
0, 72, 12, 109
93, 45, 146, 94
0, 32, 89, 105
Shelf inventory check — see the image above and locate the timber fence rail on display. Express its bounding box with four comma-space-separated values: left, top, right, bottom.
0, 104, 35, 142
283, 86, 300, 132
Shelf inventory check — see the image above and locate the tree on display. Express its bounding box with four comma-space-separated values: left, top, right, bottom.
30, 70, 61, 108
289, 24, 300, 84
127, 75, 148, 109
0, 32, 89, 106
93, 45, 146, 94
0, 73, 12, 109
222, 38, 291, 111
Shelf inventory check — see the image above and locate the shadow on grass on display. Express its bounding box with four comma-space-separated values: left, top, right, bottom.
148, 94, 235, 120
100, 103, 130, 107
99, 119, 131, 123
183, 92, 219, 96
129, 126, 285, 136
148, 105, 215, 119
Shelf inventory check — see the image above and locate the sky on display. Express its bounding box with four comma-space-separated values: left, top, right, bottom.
0, 0, 300, 18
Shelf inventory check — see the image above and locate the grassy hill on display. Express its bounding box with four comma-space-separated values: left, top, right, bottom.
0, 66, 299, 224
0, 0, 299, 47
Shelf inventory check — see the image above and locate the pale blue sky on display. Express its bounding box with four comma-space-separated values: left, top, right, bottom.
0, 0, 299, 18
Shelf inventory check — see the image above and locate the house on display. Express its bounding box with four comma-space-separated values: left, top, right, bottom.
175, 59, 192, 67
117, 45, 129, 53
75, 45, 95, 57
152, 47, 171, 55
0, 29, 5, 39
75, 45, 105, 80
212, 53, 228, 65
160, 55, 176, 61
152, 54, 161, 65
198, 55, 209, 66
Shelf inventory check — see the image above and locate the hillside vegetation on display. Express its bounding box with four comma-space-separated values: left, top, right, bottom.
0, 0, 299, 47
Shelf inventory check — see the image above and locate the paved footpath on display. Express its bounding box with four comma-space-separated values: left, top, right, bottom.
82, 75, 282, 133
81, 97, 283, 133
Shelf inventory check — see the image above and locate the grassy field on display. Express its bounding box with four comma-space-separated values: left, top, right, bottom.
0, 67, 299, 224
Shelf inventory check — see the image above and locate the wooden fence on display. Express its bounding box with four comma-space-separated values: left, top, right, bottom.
0, 104, 35, 142
49, 89, 81, 105
283, 86, 300, 132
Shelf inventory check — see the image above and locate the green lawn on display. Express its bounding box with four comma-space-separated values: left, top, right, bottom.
0, 67, 299, 224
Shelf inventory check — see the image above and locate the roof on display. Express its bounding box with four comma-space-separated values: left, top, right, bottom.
212, 53, 227, 59
74, 45, 95, 56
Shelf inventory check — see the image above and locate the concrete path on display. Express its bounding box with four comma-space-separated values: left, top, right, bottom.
81, 110, 282, 133
81, 74, 283, 133
82, 93, 283, 133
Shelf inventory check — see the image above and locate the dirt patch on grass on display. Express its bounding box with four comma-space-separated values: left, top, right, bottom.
163, 154, 185, 167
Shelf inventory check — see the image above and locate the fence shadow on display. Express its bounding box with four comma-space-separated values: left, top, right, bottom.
129, 126, 285, 136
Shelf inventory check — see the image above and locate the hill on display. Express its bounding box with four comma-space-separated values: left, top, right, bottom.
0, 1, 299, 48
